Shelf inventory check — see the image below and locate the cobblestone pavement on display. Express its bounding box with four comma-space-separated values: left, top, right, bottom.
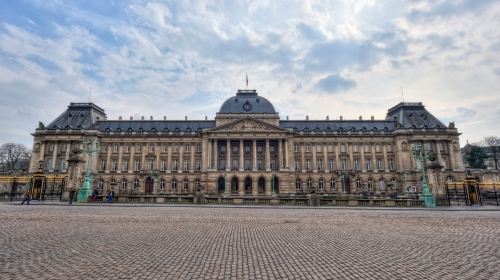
1, 204, 499, 280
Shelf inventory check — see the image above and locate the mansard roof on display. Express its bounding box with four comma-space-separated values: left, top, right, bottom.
386, 102, 446, 129
279, 120, 397, 133
47, 103, 106, 130
96, 120, 216, 133
219, 90, 276, 114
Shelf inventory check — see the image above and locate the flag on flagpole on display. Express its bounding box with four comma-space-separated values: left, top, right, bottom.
246, 73, 248, 89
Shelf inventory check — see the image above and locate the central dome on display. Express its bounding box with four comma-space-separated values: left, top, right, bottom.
219, 90, 276, 114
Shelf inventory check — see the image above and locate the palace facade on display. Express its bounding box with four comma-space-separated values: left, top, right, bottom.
29, 89, 465, 198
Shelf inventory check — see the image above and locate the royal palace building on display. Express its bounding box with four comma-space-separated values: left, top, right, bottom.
28, 89, 465, 199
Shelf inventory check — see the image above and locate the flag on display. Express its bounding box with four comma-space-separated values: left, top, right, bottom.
246, 73, 248, 88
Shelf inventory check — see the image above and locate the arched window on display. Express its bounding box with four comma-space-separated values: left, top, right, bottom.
172, 178, 177, 190
183, 178, 189, 190
231, 177, 239, 193
218, 176, 226, 193
160, 179, 166, 190
330, 177, 336, 191
244, 177, 252, 193
121, 179, 128, 190
258, 177, 265, 193
368, 178, 373, 191
98, 179, 104, 189
110, 178, 116, 185
318, 178, 324, 191
295, 178, 302, 191
379, 178, 385, 191
133, 179, 140, 190
194, 178, 201, 190
356, 177, 361, 190
307, 177, 313, 192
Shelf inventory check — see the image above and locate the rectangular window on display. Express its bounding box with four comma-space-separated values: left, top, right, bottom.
196, 144, 201, 153
47, 159, 53, 171
386, 144, 393, 153
135, 144, 141, 152
245, 145, 251, 153
306, 159, 311, 171
341, 158, 348, 170
195, 160, 201, 171
149, 144, 154, 153
328, 158, 334, 170
185, 144, 190, 152
316, 144, 322, 153
220, 144, 226, 153
100, 159, 106, 171
257, 159, 264, 170
113, 144, 119, 153
364, 144, 370, 153
183, 160, 190, 171
295, 160, 301, 171
305, 144, 311, 152
257, 145, 263, 153
111, 159, 117, 171
61, 144, 67, 152
232, 145, 238, 153
173, 159, 179, 171
376, 158, 383, 170
375, 144, 381, 153
219, 159, 226, 170
244, 159, 252, 170
162, 144, 167, 152
389, 158, 395, 170
354, 158, 360, 171
161, 160, 167, 171
125, 144, 130, 153
59, 159, 65, 171
134, 160, 141, 171
148, 159, 154, 171
366, 158, 372, 170
340, 144, 347, 153
270, 160, 276, 170
173, 144, 179, 153
232, 159, 239, 170
269, 145, 275, 153
294, 144, 300, 152
123, 159, 129, 171
353, 144, 359, 153
328, 144, 334, 153
317, 159, 323, 171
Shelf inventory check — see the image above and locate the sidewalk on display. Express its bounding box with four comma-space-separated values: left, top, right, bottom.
4, 200, 500, 211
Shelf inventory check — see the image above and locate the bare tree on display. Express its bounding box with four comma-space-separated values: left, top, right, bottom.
484, 136, 500, 170
0, 143, 31, 172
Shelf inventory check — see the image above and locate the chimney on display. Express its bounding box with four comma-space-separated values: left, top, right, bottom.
371, 116, 374, 120
306, 115, 309, 120
185, 116, 188, 120
205, 116, 208, 120
286, 116, 289, 120
119, 116, 122, 121
141, 116, 144, 121
359, 116, 362, 120
150, 116, 153, 120
326, 116, 329, 120
340, 116, 343, 121
130, 116, 133, 120
164, 116, 167, 120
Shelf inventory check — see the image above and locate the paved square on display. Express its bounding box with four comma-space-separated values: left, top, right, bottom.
1, 204, 499, 280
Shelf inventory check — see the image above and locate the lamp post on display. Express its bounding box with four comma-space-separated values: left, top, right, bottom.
77, 138, 100, 202
411, 143, 436, 208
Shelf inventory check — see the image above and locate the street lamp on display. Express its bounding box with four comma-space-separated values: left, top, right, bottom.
77, 138, 100, 202
411, 143, 436, 208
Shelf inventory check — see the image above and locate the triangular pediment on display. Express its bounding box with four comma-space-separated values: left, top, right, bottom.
209, 118, 288, 133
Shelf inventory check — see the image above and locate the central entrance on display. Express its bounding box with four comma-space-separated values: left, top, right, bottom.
145, 177, 154, 194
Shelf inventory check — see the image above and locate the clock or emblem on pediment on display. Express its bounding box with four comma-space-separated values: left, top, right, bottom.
243, 101, 252, 111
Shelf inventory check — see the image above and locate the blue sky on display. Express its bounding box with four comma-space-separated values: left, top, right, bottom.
0, 0, 499, 147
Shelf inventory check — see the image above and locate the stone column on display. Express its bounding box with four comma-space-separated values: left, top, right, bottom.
265, 139, 270, 171
265, 176, 271, 195
141, 144, 146, 172
361, 143, 366, 172
39, 141, 46, 163
252, 139, 257, 171
52, 142, 58, 171
238, 175, 244, 195
129, 144, 135, 173
117, 143, 123, 174
64, 142, 71, 172
435, 141, 443, 169
285, 139, 290, 169
348, 143, 354, 171
226, 140, 231, 171
252, 176, 258, 195
382, 143, 388, 172
278, 139, 283, 170
323, 143, 328, 173
300, 142, 305, 173
214, 140, 218, 170
448, 141, 456, 170
371, 144, 376, 171
105, 144, 112, 173
239, 139, 244, 171
203, 138, 209, 171
167, 143, 172, 173
190, 142, 195, 173
312, 142, 317, 173
335, 143, 340, 170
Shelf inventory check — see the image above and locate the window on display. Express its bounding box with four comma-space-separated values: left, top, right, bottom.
306, 159, 311, 171
172, 178, 177, 190
125, 144, 130, 153
354, 158, 360, 171
100, 159, 106, 171
318, 178, 324, 191
295, 178, 302, 191
136, 144, 141, 152
376, 158, 383, 170
185, 144, 190, 152
219, 159, 226, 170
183, 178, 189, 190
257, 145, 263, 153
391, 178, 397, 190
294, 144, 300, 152
305, 144, 311, 152
173, 144, 179, 153
61, 144, 67, 152
328, 158, 335, 170
148, 159, 154, 171
270, 145, 275, 153
194, 178, 201, 189
317, 159, 323, 171
123, 159, 129, 171
196, 144, 201, 153
307, 177, 313, 191
341, 158, 348, 170
149, 144, 154, 153
270, 160, 276, 170
134, 160, 140, 171
375, 144, 381, 153
160, 179, 165, 190
245, 144, 251, 153
368, 178, 373, 191
364, 144, 370, 153
366, 158, 372, 170
389, 158, 395, 170
316, 144, 322, 153
294, 160, 301, 171
183, 160, 190, 171
133, 179, 140, 190
244, 159, 252, 170
172, 159, 179, 171
98, 179, 104, 189
110, 178, 116, 186
330, 178, 336, 190
232, 159, 239, 170
328, 144, 334, 153
113, 144, 119, 153
161, 160, 167, 171
195, 160, 201, 171
162, 144, 167, 152
353, 144, 359, 152
379, 178, 385, 191
356, 178, 361, 189
257, 160, 263, 170
121, 179, 127, 190
340, 144, 346, 153
232, 144, 238, 153
59, 159, 65, 171
111, 159, 117, 171
47, 159, 53, 171
386, 144, 393, 153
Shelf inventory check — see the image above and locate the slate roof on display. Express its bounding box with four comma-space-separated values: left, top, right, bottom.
385, 102, 446, 129
95, 120, 216, 133
279, 120, 397, 133
47, 103, 107, 130
219, 90, 276, 114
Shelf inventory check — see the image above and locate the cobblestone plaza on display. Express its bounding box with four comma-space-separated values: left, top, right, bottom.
1, 204, 499, 280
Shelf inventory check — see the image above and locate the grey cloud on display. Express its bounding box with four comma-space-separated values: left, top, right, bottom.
315, 74, 356, 93
296, 23, 324, 41
494, 67, 500, 76
408, 0, 499, 21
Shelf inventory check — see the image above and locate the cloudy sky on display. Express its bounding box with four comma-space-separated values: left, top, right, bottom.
1, 0, 499, 147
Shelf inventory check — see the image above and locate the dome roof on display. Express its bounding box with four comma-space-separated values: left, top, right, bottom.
219, 90, 276, 114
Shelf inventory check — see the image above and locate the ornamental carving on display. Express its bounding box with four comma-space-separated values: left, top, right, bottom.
217, 119, 281, 132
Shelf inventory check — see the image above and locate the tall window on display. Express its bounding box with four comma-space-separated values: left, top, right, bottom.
148, 159, 154, 171
257, 145, 262, 153
340, 144, 346, 153
59, 159, 65, 171
172, 178, 177, 190
318, 178, 324, 191
295, 178, 302, 191
376, 158, 383, 170
294, 144, 300, 152
47, 159, 53, 171
196, 144, 201, 153
172, 159, 178, 171
185, 144, 190, 152
232, 144, 238, 153
375, 144, 381, 153
232, 159, 238, 170
100, 159, 106, 171
134, 160, 140, 171
316, 144, 322, 153
328, 144, 334, 153
244, 159, 251, 170
257, 160, 263, 170
123, 159, 129, 171
366, 158, 372, 170
368, 178, 373, 191
364, 144, 370, 153
121, 179, 127, 190
330, 178, 336, 191
125, 144, 130, 153
386, 144, 393, 152
341, 158, 348, 170
220, 159, 226, 170
161, 160, 167, 171
307, 177, 313, 191
135, 144, 141, 152
270, 160, 276, 170
183, 160, 190, 171
133, 179, 140, 190
98, 179, 104, 189
306, 159, 311, 171
149, 144, 154, 153
353, 144, 359, 152
113, 144, 119, 153
328, 158, 335, 170
388, 158, 395, 170
305, 144, 311, 152
317, 159, 323, 171
379, 178, 385, 191
295, 160, 301, 171
245, 144, 251, 153
160, 179, 165, 190
356, 178, 361, 189
162, 144, 167, 152
391, 177, 397, 190
173, 144, 179, 153
111, 159, 117, 171
195, 160, 201, 171
183, 178, 189, 190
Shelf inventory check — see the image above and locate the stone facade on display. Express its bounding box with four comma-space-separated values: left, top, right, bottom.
29, 89, 465, 198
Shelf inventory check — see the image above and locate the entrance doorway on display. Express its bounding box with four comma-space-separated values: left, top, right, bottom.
145, 177, 154, 194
